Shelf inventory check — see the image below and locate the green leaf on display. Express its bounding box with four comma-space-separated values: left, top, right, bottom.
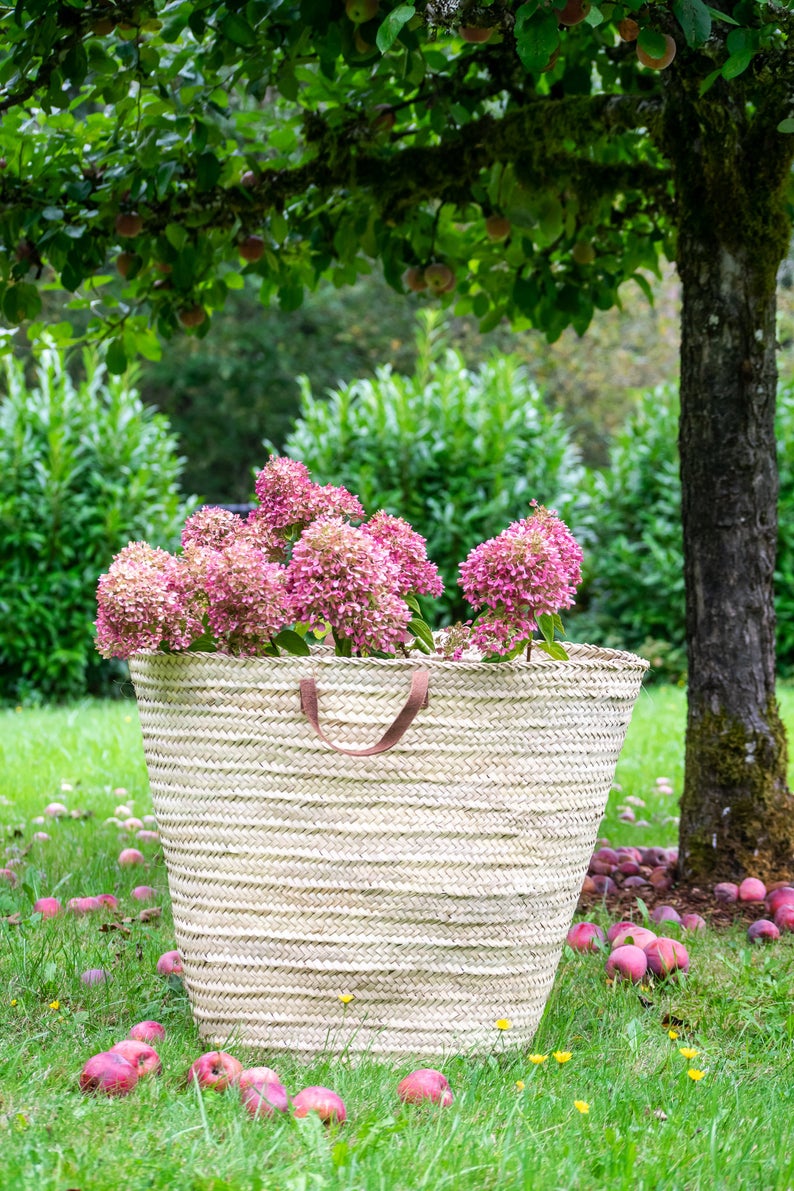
535, 639, 569, 660
408, 617, 435, 651
698, 67, 722, 97
722, 49, 752, 79
195, 152, 221, 192
672, 0, 711, 45
537, 612, 557, 646
405, 594, 422, 615
272, 629, 311, 656
705, 4, 740, 23
778, 118, 794, 134
165, 223, 188, 251
106, 338, 127, 375
376, 4, 415, 53
219, 12, 257, 46
514, 9, 559, 73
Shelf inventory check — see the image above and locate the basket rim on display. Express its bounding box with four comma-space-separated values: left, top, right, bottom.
129, 642, 650, 674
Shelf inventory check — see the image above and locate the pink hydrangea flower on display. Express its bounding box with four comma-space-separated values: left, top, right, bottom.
459, 504, 583, 655
435, 621, 474, 661
286, 517, 411, 654
202, 541, 290, 655
181, 507, 244, 551
362, 511, 443, 598
95, 542, 201, 659
253, 456, 364, 536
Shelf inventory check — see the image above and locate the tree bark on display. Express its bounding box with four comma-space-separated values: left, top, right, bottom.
668, 86, 794, 883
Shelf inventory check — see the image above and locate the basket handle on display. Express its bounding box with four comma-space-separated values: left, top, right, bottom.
299, 670, 430, 757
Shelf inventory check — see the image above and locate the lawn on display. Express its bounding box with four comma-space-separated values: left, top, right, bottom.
0, 688, 792, 1191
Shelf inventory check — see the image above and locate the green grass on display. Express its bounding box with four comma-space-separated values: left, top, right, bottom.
0, 689, 792, 1191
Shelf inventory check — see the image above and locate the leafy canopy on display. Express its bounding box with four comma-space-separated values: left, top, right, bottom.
0, 0, 792, 368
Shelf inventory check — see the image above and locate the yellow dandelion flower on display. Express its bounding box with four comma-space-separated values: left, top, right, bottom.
528, 1054, 548, 1064
515, 1079, 525, 1091
574, 1100, 590, 1114
553, 1051, 573, 1063
668, 1029, 679, 1040
687, 1069, 705, 1081
48, 1000, 60, 1011
495, 1018, 512, 1031
679, 1047, 699, 1059
124, 715, 132, 723
337, 993, 354, 1005
10, 999, 17, 1007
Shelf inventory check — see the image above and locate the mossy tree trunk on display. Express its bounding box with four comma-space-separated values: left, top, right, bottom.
666, 81, 794, 883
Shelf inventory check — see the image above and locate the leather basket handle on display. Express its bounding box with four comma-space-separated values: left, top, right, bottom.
299, 670, 430, 757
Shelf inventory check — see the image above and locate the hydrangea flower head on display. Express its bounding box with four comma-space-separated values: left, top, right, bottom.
203, 540, 290, 655
253, 456, 364, 536
95, 542, 201, 659
459, 503, 583, 655
181, 507, 244, 551
286, 517, 411, 654
362, 511, 443, 598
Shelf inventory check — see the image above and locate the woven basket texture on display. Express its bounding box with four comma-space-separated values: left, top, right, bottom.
129, 644, 648, 1058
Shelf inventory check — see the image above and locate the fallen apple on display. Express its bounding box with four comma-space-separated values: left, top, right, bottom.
0, 868, 17, 886
714, 882, 739, 904
292, 1085, 347, 1123
774, 904, 794, 932
156, 950, 183, 976
650, 905, 681, 925
110, 1039, 161, 1076
44, 802, 68, 818
81, 968, 110, 986
566, 922, 606, 952
129, 1020, 166, 1043
188, 1051, 243, 1091
738, 878, 766, 903
80, 1052, 138, 1097
33, 896, 62, 918
131, 885, 157, 902
68, 896, 102, 915
747, 918, 780, 943
239, 1066, 283, 1091
118, 848, 145, 867
605, 944, 647, 983
681, 913, 707, 932
240, 1080, 290, 1119
396, 1068, 453, 1106
644, 937, 689, 977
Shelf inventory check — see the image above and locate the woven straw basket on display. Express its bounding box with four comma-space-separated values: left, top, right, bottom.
129, 644, 647, 1058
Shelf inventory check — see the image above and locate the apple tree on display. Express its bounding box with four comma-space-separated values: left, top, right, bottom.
2, 0, 794, 881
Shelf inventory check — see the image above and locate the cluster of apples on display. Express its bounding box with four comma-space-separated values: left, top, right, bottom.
80, 1031, 453, 1126
713, 878, 794, 943
581, 842, 679, 897
568, 917, 690, 984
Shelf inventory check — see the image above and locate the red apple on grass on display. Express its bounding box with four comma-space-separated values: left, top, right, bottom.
44, 802, 68, 818
156, 950, 183, 976
81, 968, 110, 986
188, 1051, 243, 1091
397, 1068, 453, 1106
766, 887, 794, 916
118, 848, 145, 867
747, 918, 780, 942
240, 1080, 290, 1119
650, 905, 681, 925
0, 868, 17, 886
681, 913, 707, 932
239, 1066, 283, 1091
68, 896, 101, 915
566, 922, 605, 952
131, 885, 156, 902
714, 882, 739, 904
96, 893, 119, 909
110, 1039, 161, 1076
644, 937, 689, 977
33, 897, 62, 918
129, 1020, 166, 1043
607, 920, 638, 944
774, 904, 794, 931
605, 944, 647, 983
80, 1052, 138, 1096
292, 1086, 347, 1123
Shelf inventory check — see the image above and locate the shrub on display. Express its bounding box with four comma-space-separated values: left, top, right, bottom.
0, 346, 196, 703
278, 312, 586, 623
573, 380, 794, 680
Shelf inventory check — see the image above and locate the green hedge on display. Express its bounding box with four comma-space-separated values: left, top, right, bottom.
0, 347, 196, 703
